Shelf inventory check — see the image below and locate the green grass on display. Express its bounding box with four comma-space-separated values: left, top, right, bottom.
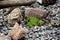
27, 16, 44, 28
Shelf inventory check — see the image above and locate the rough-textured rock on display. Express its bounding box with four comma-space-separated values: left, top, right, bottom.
0, 34, 11, 40
0, 0, 36, 8
25, 8, 49, 19
37, 0, 56, 5
10, 22, 28, 40
7, 8, 21, 25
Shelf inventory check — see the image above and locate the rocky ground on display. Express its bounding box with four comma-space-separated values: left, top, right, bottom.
0, 0, 60, 40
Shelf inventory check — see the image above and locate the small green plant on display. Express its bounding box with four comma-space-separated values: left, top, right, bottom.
27, 16, 44, 28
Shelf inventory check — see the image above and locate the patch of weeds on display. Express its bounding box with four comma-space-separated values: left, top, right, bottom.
27, 16, 44, 28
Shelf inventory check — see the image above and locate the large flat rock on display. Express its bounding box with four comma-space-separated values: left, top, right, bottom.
25, 8, 49, 19
0, 0, 36, 8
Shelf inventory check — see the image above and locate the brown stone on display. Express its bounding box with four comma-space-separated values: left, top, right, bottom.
10, 22, 28, 40
25, 8, 49, 19
0, 0, 36, 8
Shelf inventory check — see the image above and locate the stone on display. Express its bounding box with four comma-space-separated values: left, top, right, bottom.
35, 33, 39, 38
10, 22, 28, 40
0, 0, 36, 8
7, 8, 21, 25
37, 0, 56, 5
35, 38, 40, 40
1, 27, 9, 35
0, 34, 11, 40
51, 20, 60, 25
3, 16, 7, 21
25, 35, 29, 38
28, 32, 33, 38
25, 8, 49, 19
31, 2, 40, 8
28, 38, 32, 40
0, 23, 2, 26
37, 0, 42, 4
28, 34, 33, 38
0, 19, 3, 22
0, 16, 3, 19
0, 9, 3, 15
32, 27, 38, 32
20, 21, 25, 27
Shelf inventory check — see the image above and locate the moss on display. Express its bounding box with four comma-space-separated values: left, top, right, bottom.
27, 16, 44, 28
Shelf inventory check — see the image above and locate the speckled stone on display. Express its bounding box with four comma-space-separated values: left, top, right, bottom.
0, 34, 11, 40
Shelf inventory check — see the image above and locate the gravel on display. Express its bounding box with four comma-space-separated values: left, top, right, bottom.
0, 0, 60, 40
24, 26, 60, 40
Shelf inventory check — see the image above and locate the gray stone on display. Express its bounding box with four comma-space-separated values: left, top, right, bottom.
33, 27, 38, 32
25, 35, 29, 38
46, 30, 53, 34
51, 20, 60, 25
20, 21, 25, 27
0, 9, 3, 15
35, 33, 39, 38
29, 32, 33, 35
0, 23, 2, 26
7, 8, 21, 25
28, 38, 33, 40
28, 34, 33, 38
35, 38, 40, 40
4, 16, 7, 21
7, 27, 13, 30
31, 2, 40, 8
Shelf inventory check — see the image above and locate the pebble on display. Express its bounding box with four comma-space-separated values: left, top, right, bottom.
35, 33, 39, 38
0, 19, 3, 22
32, 27, 38, 32
0, 9, 3, 15
0, 23, 2, 26
7, 8, 21, 25
35, 38, 40, 40
20, 21, 25, 27
28, 38, 32, 40
0, 34, 11, 40
31, 2, 40, 8
28, 34, 33, 38
25, 35, 29, 39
